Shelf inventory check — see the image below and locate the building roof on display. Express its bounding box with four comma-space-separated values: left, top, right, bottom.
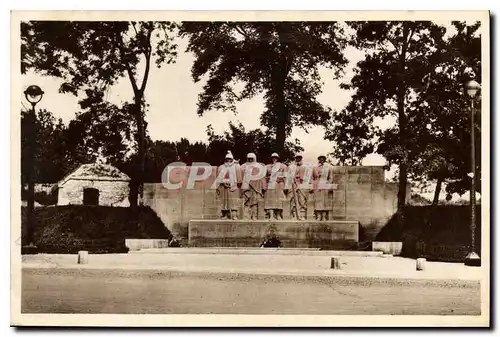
58, 163, 131, 186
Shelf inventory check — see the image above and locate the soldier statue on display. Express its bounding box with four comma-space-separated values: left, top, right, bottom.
263, 153, 287, 220
216, 150, 242, 220
240, 153, 264, 220
312, 155, 334, 221
289, 153, 309, 221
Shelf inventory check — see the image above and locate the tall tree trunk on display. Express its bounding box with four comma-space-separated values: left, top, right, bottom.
432, 177, 443, 206
396, 24, 410, 208
274, 24, 291, 156
423, 177, 444, 244
115, 27, 151, 212
274, 81, 287, 155
396, 23, 411, 227
397, 165, 408, 211
130, 95, 145, 211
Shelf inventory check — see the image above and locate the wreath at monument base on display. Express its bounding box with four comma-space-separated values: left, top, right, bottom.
168, 237, 181, 247
259, 234, 282, 248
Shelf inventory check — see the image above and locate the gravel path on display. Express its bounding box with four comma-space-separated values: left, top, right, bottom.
22, 268, 480, 315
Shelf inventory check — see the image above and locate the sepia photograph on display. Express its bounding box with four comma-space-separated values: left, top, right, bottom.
10, 10, 490, 327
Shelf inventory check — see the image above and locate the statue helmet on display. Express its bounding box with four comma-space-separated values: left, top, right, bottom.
247, 152, 257, 160
318, 154, 327, 160
294, 153, 303, 159
271, 152, 279, 158
225, 150, 234, 160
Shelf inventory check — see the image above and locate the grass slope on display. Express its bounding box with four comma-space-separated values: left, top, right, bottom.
22, 206, 171, 254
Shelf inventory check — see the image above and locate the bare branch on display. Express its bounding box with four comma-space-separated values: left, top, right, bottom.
387, 38, 401, 58
139, 26, 153, 93
131, 22, 139, 36
115, 30, 139, 95
234, 25, 250, 39
406, 25, 417, 46
404, 26, 417, 62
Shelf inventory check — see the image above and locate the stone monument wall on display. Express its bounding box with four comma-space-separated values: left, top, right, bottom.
143, 166, 403, 242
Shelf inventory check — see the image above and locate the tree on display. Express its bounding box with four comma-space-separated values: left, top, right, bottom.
326, 21, 452, 217
69, 90, 136, 169
21, 21, 178, 208
21, 102, 135, 186
327, 21, 482, 209
395, 21, 481, 204
180, 22, 348, 154
21, 109, 67, 184
206, 122, 303, 165
421, 21, 481, 200
138, 122, 304, 182
141, 138, 210, 182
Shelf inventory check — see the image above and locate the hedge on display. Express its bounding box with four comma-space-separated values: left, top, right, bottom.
375, 205, 482, 261
21, 205, 172, 254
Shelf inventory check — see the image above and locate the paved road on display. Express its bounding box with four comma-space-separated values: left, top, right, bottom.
22, 268, 480, 315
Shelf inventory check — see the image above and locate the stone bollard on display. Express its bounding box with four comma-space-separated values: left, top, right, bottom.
78, 251, 89, 265
330, 257, 341, 269
416, 258, 426, 271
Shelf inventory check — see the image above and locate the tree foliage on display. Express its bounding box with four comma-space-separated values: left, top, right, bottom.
325, 21, 482, 206
21, 20, 178, 206
419, 22, 481, 199
21, 109, 67, 184
141, 122, 303, 182
22, 21, 177, 94
70, 90, 136, 168
205, 122, 303, 164
180, 22, 348, 154
21, 104, 135, 185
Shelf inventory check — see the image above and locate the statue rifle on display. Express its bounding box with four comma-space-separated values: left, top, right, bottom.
291, 180, 301, 219
248, 182, 264, 198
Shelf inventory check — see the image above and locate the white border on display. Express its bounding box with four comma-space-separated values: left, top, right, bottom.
8, 9, 491, 328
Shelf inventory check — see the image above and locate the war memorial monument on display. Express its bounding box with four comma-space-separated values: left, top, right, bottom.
141, 151, 402, 251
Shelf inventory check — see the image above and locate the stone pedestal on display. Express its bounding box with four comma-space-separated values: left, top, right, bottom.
372, 241, 403, 255
416, 258, 426, 271
78, 251, 89, 264
188, 220, 359, 249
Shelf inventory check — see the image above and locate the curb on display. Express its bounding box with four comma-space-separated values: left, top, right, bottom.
130, 248, 386, 257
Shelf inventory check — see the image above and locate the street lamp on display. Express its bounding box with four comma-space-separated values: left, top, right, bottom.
22, 85, 43, 255
464, 79, 481, 267
24, 85, 44, 106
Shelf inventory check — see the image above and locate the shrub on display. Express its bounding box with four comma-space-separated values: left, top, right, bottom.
375, 205, 481, 261
21, 205, 171, 254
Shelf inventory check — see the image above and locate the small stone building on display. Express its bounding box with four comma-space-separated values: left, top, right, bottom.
57, 163, 131, 207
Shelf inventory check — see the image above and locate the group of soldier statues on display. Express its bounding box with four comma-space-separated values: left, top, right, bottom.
216, 151, 337, 221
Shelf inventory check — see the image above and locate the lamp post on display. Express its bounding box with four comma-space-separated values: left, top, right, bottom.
22, 85, 44, 255
464, 79, 481, 267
